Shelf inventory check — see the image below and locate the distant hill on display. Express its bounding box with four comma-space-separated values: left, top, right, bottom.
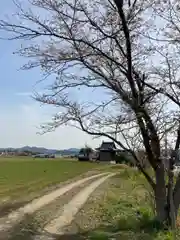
0, 146, 80, 155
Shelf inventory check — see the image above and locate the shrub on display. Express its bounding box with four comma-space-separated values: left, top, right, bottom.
115, 152, 132, 165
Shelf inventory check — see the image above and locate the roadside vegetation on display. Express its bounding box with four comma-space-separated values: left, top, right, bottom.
69, 167, 180, 240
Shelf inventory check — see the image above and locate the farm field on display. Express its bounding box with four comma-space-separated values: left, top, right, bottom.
0, 157, 100, 204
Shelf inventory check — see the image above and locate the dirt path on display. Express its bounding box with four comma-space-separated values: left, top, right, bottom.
0, 172, 114, 240
44, 173, 115, 235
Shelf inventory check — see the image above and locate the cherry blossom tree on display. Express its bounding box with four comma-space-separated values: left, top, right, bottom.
1, 0, 180, 227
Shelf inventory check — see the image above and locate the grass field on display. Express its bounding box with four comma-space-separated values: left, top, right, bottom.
0, 157, 100, 202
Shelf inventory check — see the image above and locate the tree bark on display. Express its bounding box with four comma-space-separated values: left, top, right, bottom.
154, 165, 168, 223
172, 126, 180, 220
167, 155, 176, 229
173, 176, 180, 219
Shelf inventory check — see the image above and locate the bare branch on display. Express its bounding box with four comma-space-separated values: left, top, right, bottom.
2, 0, 180, 226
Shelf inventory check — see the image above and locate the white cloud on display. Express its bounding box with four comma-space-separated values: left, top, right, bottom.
0, 102, 103, 149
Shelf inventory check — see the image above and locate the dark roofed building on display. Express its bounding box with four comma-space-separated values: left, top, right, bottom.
98, 141, 117, 161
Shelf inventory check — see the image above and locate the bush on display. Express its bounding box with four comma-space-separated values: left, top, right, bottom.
115, 152, 131, 165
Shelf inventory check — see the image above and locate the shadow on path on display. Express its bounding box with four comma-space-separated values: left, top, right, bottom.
0, 211, 166, 240
0, 200, 29, 218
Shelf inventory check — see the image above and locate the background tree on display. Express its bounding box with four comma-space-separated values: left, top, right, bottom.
1, 0, 180, 227
78, 144, 93, 161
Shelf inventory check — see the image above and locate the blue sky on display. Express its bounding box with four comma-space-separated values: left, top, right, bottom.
0, 1, 105, 149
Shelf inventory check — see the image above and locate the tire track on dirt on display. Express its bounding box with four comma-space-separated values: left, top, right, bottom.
0, 179, 46, 218
4, 176, 104, 240
34, 178, 100, 228
45, 173, 115, 235
0, 170, 103, 218
33, 173, 116, 240
0, 172, 108, 239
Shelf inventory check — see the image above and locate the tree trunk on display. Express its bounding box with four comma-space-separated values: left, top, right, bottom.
173, 176, 180, 219
167, 158, 176, 229
154, 165, 168, 223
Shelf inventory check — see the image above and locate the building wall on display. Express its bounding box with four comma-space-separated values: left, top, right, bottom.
99, 151, 114, 161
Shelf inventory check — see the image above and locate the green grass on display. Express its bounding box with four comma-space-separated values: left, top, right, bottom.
0, 157, 100, 201
73, 168, 180, 240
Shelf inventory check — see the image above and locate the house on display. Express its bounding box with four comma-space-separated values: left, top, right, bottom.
97, 141, 117, 161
